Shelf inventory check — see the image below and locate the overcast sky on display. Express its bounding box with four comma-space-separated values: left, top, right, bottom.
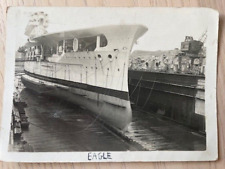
12, 7, 212, 51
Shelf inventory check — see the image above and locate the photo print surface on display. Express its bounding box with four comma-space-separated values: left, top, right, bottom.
0, 7, 218, 162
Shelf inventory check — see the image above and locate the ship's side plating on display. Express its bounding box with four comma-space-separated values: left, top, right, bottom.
22, 25, 148, 130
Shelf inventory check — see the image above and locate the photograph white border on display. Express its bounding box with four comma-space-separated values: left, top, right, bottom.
0, 7, 219, 162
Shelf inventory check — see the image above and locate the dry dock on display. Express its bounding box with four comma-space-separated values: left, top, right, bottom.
9, 78, 206, 151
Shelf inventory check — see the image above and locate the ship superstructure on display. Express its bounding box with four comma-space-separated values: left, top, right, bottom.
22, 25, 148, 130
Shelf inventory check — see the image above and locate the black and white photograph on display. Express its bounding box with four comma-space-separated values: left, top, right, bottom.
0, 7, 218, 162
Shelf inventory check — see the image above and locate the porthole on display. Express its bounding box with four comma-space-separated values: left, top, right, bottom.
98, 54, 102, 62
107, 68, 109, 70
96, 67, 98, 69
108, 54, 112, 59
118, 68, 120, 71
115, 56, 118, 59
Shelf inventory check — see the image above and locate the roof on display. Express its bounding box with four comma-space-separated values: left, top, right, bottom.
24, 41, 42, 49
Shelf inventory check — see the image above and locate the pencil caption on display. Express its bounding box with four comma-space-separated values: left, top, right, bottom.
88, 152, 112, 161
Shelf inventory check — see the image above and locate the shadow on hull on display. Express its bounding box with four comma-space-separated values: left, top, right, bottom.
21, 75, 132, 131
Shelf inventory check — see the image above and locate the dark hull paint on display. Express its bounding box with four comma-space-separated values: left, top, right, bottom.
24, 70, 129, 101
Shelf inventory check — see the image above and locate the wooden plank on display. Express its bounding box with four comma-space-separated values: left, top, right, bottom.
0, 0, 224, 168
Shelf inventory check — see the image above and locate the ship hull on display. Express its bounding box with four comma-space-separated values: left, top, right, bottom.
21, 25, 148, 131
21, 74, 132, 131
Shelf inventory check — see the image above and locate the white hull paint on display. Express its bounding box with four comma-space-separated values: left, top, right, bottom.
22, 25, 148, 130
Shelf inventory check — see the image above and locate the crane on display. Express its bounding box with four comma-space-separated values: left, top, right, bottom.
198, 30, 207, 44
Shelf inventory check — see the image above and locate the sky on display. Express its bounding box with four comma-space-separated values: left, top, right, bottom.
11, 7, 212, 52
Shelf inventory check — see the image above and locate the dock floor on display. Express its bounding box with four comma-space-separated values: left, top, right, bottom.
123, 108, 206, 150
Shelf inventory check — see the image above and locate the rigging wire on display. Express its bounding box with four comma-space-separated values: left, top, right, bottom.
142, 77, 156, 109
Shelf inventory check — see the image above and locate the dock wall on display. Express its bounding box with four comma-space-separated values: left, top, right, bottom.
128, 70, 205, 132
